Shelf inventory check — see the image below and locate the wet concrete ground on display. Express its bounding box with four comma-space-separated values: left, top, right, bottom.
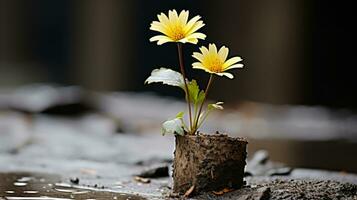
1, 89, 357, 199
1, 113, 357, 199
0, 172, 145, 200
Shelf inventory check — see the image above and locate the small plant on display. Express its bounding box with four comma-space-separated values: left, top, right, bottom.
146, 9, 244, 135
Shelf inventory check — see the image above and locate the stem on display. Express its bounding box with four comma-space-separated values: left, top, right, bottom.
177, 43, 193, 133
197, 110, 211, 128
193, 74, 214, 133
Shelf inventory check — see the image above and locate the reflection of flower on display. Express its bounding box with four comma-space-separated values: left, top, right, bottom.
149, 10, 206, 45
192, 44, 243, 79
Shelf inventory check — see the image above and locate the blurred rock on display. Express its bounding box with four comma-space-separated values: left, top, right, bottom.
137, 164, 169, 178
246, 150, 292, 177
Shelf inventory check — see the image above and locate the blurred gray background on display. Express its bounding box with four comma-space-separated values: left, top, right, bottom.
0, 0, 355, 109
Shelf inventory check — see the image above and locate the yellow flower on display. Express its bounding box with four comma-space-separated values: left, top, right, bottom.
149, 10, 206, 45
192, 44, 243, 79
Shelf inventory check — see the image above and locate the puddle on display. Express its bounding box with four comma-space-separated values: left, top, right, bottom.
0, 172, 146, 200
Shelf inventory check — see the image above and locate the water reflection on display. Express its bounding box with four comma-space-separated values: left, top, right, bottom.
0, 172, 145, 200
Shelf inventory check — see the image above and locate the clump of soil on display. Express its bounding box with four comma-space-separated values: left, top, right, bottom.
173, 133, 248, 195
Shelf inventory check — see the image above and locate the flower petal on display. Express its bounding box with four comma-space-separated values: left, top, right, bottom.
186, 32, 206, 40
192, 52, 204, 62
150, 22, 169, 35
192, 62, 214, 74
209, 43, 218, 55
149, 35, 174, 45
157, 13, 170, 25
187, 38, 198, 44
192, 62, 204, 68
199, 46, 209, 56
186, 21, 205, 35
179, 10, 189, 25
218, 46, 229, 61
184, 16, 201, 32
225, 63, 244, 70
169, 10, 179, 24
216, 72, 234, 79
223, 56, 242, 68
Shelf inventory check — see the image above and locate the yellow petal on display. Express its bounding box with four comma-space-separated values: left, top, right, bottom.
192, 62, 213, 74
223, 56, 242, 68
199, 46, 209, 56
177, 38, 189, 43
216, 72, 234, 79
184, 16, 201, 32
186, 32, 206, 40
150, 22, 169, 35
192, 52, 204, 62
186, 21, 205, 35
179, 10, 189, 25
225, 63, 244, 70
187, 38, 198, 44
218, 46, 229, 61
192, 62, 205, 69
169, 10, 179, 24
149, 35, 174, 45
209, 43, 218, 55
157, 13, 170, 25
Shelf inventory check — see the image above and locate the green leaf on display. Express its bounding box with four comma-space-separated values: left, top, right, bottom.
208, 102, 224, 111
187, 79, 205, 105
161, 118, 185, 136
176, 111, 184, 118
145, 68, 184, 89
197, 90, 205, 105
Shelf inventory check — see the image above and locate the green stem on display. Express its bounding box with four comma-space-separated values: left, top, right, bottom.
177, 43, 193, 133
193, 74, 214, 133
197, 110, 211, 128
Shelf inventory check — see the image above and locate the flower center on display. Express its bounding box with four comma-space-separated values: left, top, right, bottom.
209, 58, 223, 73
171, 26, 185, 41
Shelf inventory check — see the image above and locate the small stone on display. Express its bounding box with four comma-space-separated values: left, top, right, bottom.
134, 176, 151, 184
268, 167, 292, 176
70, 177, 79, 184
137, 165, 169, 178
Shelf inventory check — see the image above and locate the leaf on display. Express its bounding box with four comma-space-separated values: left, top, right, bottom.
145, 68, 184, 89
212, 188, 234, 196
197, 90, 205, 105
187, 79, 205, 105
161, 118, 185, 136
176, 111, 184, 118
184, 185, 195, 197
208, 102, 224, 111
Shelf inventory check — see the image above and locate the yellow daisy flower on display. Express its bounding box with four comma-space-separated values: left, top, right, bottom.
192, 44, 243, 79
149, 9, 206, 45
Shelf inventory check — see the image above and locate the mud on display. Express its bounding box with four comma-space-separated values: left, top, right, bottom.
0, 172, 145, 200
173, 134, 248, 194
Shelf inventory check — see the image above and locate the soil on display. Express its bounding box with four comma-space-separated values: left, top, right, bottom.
173, 133, 248, 194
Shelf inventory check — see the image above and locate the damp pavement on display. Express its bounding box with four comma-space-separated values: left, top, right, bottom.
1, 113, 357, 199
1, 88, 357, 199
0, 113, 174, 199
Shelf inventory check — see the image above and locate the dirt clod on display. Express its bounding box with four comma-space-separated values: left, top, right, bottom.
173, 134, 248, 194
